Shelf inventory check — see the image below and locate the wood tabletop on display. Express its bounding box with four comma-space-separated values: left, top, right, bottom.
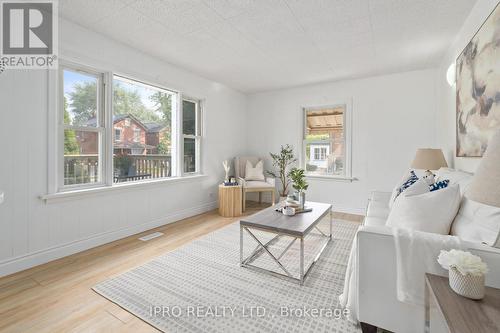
240, 201, 331, 237
426, 273, 500, 333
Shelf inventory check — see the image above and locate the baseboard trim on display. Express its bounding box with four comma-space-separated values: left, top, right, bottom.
0, 201, 217, 277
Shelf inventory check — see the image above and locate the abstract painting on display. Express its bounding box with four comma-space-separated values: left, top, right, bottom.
456, 3, 500, 157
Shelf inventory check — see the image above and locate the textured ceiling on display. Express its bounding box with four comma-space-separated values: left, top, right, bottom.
59, 0, 477, 93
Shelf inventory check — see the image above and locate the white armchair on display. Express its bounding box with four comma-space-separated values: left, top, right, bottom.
234, 156, 276, 211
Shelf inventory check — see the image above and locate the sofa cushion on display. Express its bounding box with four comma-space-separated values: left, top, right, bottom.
429, 179, 449, 192
364, 216, 387, 227
451, 197, 500, 248
436, 167, 473, 195
389, 170, 419, 207
386, 185, 461, 235
402, 179, 430, 197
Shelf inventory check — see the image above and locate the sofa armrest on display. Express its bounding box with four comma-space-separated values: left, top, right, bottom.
356, 226, 426, 332
356, 226, 500, 332
369, 191, 392, 203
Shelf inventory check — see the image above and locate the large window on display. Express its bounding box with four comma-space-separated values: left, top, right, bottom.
112, 75, 176, 183
303, 105, 350, 178
57, 62, 203, 192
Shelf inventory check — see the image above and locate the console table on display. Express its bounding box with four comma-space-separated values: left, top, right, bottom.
425, 273, 500, 332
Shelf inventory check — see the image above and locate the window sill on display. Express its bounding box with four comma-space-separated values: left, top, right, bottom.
40, 174, 207, 203
305, 174, 358, 182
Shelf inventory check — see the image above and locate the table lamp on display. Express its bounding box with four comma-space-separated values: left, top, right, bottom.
411, 148, 448, 177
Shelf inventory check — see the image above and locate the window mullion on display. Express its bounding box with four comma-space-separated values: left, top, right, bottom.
103, 72, 114, 186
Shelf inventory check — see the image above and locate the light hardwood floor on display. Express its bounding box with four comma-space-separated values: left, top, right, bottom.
0, 202, 362, 333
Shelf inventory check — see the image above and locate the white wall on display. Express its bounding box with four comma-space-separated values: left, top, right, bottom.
0, 19, 247, 276
246, 69, 438, 214
436, 0, 499, 173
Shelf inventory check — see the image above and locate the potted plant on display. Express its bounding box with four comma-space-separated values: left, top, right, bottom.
290, 167, 308, 209
267, 144, 297, 200
114, 153, 132, 176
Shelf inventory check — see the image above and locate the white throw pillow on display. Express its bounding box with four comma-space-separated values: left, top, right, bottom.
386, 185, 461, 235
245, 160, 265, 181
451, 197, 500, 248
401, 179, 430, 197
435, 167, 473, 195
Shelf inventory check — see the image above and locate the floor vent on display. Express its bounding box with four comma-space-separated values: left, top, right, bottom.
139, 232, 164, 241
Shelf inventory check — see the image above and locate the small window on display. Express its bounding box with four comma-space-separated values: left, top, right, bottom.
133, 128, 141, 143
114, 128, 122, 141
182, 99, 202, 174
303, 105, 350, 177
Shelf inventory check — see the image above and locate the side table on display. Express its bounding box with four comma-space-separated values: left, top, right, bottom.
218, 185, 242, 217
425, 273, 500, 332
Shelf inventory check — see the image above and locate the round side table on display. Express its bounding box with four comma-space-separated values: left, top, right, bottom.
218, 185, 242, 217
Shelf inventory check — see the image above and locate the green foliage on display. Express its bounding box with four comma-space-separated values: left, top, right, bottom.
67, 81, 172, 129
63, 97, 79, 154
68, 82, 97, 126
157, 136, 170, 155
114, 153, 132, 174
267, 144, 297, 196
113, 82, 160, 123
290, 168, 308, 192
150, 91, 172, 126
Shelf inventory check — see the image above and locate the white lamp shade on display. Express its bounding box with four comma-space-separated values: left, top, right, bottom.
411, 149, 448, 170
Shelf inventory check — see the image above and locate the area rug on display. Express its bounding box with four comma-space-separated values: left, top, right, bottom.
93, 218, 361, 332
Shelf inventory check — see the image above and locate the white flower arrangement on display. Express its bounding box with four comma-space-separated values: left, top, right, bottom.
437, 249, 488, 276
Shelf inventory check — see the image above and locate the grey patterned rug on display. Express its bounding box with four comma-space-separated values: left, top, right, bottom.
93, 218, 361, 333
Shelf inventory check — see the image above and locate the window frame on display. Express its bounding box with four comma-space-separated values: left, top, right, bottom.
58, 62, 108, 192
181, 97, 203, 176
301, 103, 352, 180
51, 59, 205, 195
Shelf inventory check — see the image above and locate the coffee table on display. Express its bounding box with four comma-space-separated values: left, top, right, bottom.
240, 201, 332, 285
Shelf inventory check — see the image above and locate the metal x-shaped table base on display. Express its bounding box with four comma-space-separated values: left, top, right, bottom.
240, 224, 331, 285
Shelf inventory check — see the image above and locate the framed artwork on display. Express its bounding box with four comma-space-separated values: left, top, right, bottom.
456, 3, 500, 157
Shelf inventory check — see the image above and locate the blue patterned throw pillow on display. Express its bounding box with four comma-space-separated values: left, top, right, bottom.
396, 170, 419, 196
429, 179, 449, 192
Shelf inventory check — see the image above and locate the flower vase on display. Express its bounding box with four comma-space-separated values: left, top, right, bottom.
298, 192, 305, 210
449, 266, 485, 300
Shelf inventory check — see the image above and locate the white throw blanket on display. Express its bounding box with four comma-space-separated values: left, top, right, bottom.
393, 228, 463, 305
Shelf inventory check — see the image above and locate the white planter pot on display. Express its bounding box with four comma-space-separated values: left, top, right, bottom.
449, 266, 485, 300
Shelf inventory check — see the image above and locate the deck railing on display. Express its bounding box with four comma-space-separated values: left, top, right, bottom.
128, 154, 171, 179
63, 154, 174, 184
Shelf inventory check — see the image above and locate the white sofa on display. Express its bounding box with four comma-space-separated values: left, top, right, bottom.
356, 175, 500, 332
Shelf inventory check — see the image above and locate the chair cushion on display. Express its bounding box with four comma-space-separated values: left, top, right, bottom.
245, 181, 273, 188
244, 160, 265, 181
235, 156, 261, 179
